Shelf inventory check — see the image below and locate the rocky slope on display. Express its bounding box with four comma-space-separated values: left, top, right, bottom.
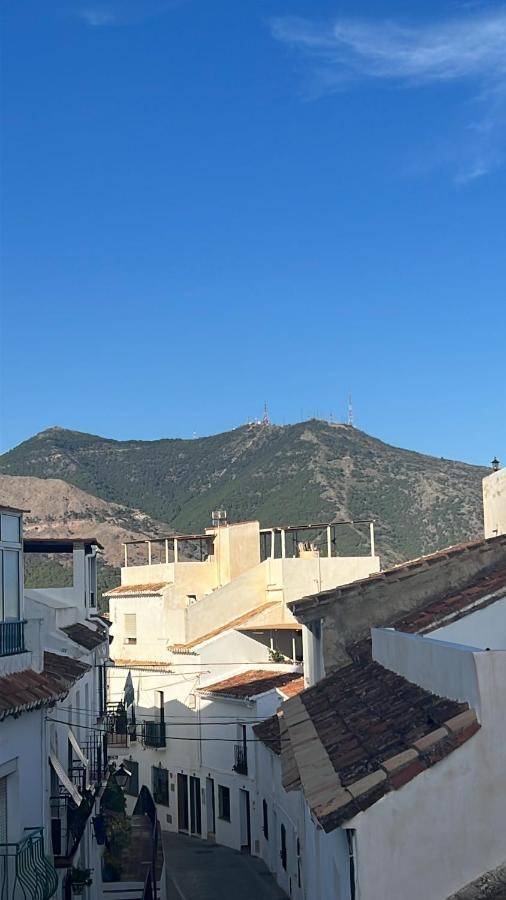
0, 421, 488, 565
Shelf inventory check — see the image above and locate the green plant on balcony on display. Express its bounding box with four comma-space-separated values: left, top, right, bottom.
268, 647, 285, 663
70, 865, 92, 894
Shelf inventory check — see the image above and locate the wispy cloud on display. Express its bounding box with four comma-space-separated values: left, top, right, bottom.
73, 0, 183, 28
77, 8, 116, 27
271, 9, 506, 181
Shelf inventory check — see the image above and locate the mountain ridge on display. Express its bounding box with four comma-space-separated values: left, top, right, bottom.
0, 420, 488, 565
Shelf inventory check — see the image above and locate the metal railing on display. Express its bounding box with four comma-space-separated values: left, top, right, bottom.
143, 721, 166, 749
105, 704, 128, 748
0, 828, 58, 900
0, 621, 25, 657
233, 744, 248, 776
134, 787, 160, 900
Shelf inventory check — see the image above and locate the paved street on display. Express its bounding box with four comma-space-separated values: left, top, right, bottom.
162, 831, 288, 900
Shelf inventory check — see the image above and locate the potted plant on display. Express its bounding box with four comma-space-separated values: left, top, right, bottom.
70, 866, 92, 895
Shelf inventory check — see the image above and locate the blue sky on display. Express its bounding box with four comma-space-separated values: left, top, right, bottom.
1, 0, 505, 465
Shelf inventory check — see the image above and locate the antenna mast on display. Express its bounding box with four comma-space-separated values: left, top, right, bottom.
261, 401, 270, 426
347, 394, 354, 427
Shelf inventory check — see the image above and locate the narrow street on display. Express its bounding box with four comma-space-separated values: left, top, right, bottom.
162, 831, 288, 900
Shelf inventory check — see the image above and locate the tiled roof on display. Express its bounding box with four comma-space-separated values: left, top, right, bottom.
169, 602, 279, 652
290, 536, 506, 619
60, 622, 108, 649
0, 652, 90, 721
199, 670, 303, 700
392, 565, 506, 635
254, 714, 282, 755
348, 565, 506, 664
279, 676, 305, 698
449, 862, 506, 899
254, 659, 480, 833
104, 582, 169, 596
112, 659, 172, 670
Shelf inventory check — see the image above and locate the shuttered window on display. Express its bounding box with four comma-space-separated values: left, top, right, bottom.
124, 614, 137, 644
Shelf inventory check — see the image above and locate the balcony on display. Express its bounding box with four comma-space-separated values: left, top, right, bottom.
143, 721, 166, 749
0, 621, 25, 657
0, 827, 58, 900
233, 744, 248, 776
106, 704, 128, 749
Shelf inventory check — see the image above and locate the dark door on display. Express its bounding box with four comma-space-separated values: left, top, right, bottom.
190, 776, 201, 835
206, 777, 215, 836
177, 774, 189, 832
239, 789, 251, 852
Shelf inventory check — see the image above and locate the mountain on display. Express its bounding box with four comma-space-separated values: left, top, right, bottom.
0, 421, 488, 565
0, 474, 171, 567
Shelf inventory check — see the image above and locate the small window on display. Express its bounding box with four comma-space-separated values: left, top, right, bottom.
281, 823, 287, 870
124, 614, 137, 645
262, 799, 269, 840
124, 759, 139, 797
2, 550, 20, 620
152, 766, 169, 806
218, 785, 230, 821
1, 515, 20, 544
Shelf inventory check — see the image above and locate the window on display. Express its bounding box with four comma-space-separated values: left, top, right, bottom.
124, 614, 137, 645
262, 799, 269, 840
1, 551, 20, 620
218, 785, 230, 821
124, 759, 139, 797
152, 766, 169, 806
0, 515, 20, 544
280, 823, 287, 870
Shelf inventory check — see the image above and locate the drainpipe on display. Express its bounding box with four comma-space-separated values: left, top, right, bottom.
346, 829, 356, 900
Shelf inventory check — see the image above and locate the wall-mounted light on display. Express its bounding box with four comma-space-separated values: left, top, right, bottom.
492, 457, 500, 472
114, 763, 131, 790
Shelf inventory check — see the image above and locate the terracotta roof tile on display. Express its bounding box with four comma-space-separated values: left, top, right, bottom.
255, 659, 480, 832
200, 670, 303, 699
0, 652, 90, 721
60, 622, 108, 649
279, 677, 305, 698
254, 714, 282, 755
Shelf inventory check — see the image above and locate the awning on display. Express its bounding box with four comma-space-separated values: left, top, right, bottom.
68, 728, 89, 768
49, 753, 82, 806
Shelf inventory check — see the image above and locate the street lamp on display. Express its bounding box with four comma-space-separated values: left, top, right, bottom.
114, 763, 131, 790
492, 457, 500, 472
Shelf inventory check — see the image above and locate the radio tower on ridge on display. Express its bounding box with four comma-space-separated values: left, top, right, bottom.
261, 401, 270, 426
347, 394, 354, 427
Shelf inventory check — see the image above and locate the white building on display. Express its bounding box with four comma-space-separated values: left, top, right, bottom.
105, 516, 379, 846
0, 507, 110, 900
251, 463, 506, 900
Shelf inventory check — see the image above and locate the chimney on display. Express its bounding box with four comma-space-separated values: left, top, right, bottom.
483, 458, 506, 538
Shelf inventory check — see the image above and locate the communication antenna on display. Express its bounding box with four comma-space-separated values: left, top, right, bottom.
347, 394, 354, 427
261, 401, 270, 426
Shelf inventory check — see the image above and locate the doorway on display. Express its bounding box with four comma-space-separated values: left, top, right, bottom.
206, 778, 215, 837
190, 776, 201, 836
239, 789, 251, 853
177, 774, 189, 832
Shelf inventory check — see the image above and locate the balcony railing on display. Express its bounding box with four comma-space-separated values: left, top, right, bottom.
0, 827, 58, 900
106, 704, 128, 749
143, 721, 166, 749
233, 744, 248, 776
0, 621, 25, 657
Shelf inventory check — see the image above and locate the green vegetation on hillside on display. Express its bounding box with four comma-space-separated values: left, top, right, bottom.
1, 420, 487, 564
